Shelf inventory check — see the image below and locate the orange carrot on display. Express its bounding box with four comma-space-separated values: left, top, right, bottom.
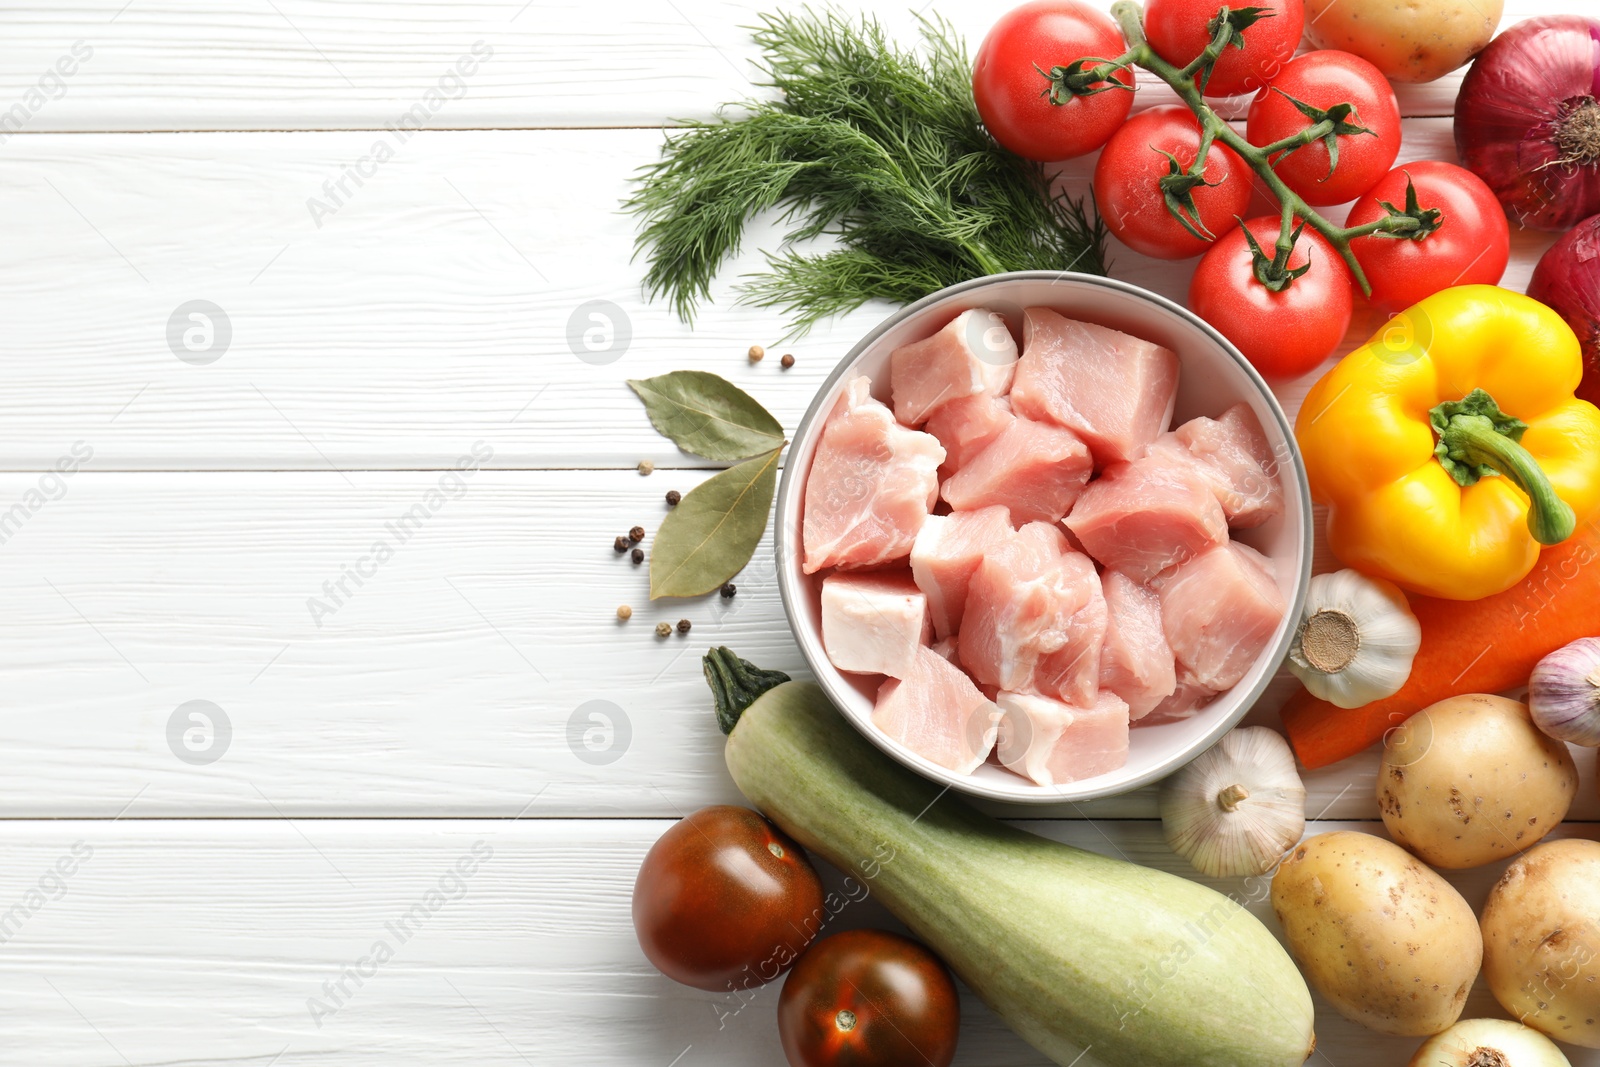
1281, 516, 1600, 769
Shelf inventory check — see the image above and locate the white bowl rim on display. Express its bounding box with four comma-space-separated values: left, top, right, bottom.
773, 269, 1314, 805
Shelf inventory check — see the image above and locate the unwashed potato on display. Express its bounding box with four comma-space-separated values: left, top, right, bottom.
1482, 838, 1600, 1049
1272, 831, 1481, 1036
1378, 694, 1578, 869
1303, 0, 1503, 83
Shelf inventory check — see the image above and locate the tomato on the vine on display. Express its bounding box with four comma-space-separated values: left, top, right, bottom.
1093, 105, 1252, 260
777, 929, 960, 1067
1144, 0, 1305, 98
1190, 215, 1354, 378
633, 806, 824, 992
973, 0, 1134, 162
1246, 50, 1400, 206
1346, 161, 1511, 313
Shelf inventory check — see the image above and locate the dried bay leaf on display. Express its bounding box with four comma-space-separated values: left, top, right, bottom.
650, 445, 783, 599
628, 371, 784, 462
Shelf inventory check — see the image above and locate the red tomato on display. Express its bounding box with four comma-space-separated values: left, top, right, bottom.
1093, 105, 1252, 259
1246, 50, 1400, 206
973, 0, 1134, 162
778, 929, 960, 1067
1145, 0, 1305, 98
633, 806, 824, 992
1190, 215, 1354, 378
1347, 161, 1511, 313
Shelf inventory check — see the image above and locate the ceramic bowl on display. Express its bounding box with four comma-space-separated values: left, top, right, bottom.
773, 271, 1313, 804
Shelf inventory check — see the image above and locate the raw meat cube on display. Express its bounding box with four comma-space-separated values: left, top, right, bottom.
1011, 307, 1179, 466
1159, 542, 1286, 691
929, 636, 961, 667
890, 308, 1018, 426
874, 646, 1001, 774
941, 417, 1094, 525
910, 506, 1014, 640
1098, 570, 1177, 720
803, 377, 945, 574
820, 570, 930, 678
1149, 403, 1284, 528
1064, 451, 1228, 582
995, 689, 1131, 787
1142, 666, 1218, 724
959, 524, 1107, 705
925, 393, 1015, 473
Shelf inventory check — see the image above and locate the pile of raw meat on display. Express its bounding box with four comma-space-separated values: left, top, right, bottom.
801, 306, 1288, 788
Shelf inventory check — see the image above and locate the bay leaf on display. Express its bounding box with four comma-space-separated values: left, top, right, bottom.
628, 371, 784, 461
650, 446, 783, 599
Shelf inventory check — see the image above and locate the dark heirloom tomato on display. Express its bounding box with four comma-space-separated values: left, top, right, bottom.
633, 805, 824, 992
778, 929, 960, 1067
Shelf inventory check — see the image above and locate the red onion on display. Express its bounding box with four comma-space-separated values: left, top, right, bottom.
1527, 213, 1600, 408
1455, 16, 1600, 231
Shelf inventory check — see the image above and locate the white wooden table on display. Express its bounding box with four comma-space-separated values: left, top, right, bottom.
1, 2, 1594, 1063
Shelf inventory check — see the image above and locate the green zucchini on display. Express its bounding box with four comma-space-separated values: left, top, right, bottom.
705, 648, 1315, 1067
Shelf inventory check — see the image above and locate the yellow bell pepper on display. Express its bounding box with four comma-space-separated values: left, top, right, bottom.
1297, 285, 1600, 601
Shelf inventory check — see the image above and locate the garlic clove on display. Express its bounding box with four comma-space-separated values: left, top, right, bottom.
1159, 726, 1307, 878
1287, 569, 1421, 709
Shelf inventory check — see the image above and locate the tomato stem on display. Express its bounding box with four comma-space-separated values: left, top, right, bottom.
1094, 0, 1414, 296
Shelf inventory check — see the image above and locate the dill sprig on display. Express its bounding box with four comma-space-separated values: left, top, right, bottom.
625, 8, 1109, 336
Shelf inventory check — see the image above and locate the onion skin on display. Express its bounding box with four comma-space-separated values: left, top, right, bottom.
1527, 214, 1600, 408
1406, 1017, 1573, 1067
1527, 636, 1600, 746
1454, 16, 1600, 231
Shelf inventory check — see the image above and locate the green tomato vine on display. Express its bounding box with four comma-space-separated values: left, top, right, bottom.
1047, 1, 1431, 295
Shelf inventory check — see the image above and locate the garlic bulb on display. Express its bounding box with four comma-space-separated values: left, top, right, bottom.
1529, 637, 1600, 746
1159, 727, 1306, 878
1287, 569, 1421, 709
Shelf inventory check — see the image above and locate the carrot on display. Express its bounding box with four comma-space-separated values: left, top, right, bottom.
1281, 516, 1600, 769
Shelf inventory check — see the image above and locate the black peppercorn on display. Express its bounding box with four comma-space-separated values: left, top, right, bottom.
677, 618, 692, 634
613, 535, 630, 553
631, 547, 644, 564
780, 354, 795, 369
629, 526, 645, 543
720, 583, 737, 598
665, 490, 681, 506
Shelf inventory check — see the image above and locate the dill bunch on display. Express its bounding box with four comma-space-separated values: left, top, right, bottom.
625, 8, 1108, 336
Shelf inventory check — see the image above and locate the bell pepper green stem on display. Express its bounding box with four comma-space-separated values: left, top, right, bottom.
1438, 415, 1577, 546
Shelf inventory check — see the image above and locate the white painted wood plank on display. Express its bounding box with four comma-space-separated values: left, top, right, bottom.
2, 818, 1596, 1066
0, 119, 1559, 470
0, 467, 1591, 820
0, 0, 1542, 131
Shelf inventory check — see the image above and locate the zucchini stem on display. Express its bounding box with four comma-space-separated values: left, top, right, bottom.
703, 647, 791, 735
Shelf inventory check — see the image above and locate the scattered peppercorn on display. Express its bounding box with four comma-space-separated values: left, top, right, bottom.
655, 621, 672, 637
665, 489, 681, 506
748, 344, 765, 362
720, 582, 737, 598
629, 526, 645, 543
631, 547, 644, 564
638, 460, 654, 476
781, 354, 795, 369
677, 618, 692, 634
613, 535, 630, 553
616, 605, 632, 621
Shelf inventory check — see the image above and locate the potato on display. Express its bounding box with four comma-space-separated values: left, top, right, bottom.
1482, 838, 1600, 1049
1303, 0, 1503, 83
1378, 694, 1578, 869
1271, 831, 1481, 1036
